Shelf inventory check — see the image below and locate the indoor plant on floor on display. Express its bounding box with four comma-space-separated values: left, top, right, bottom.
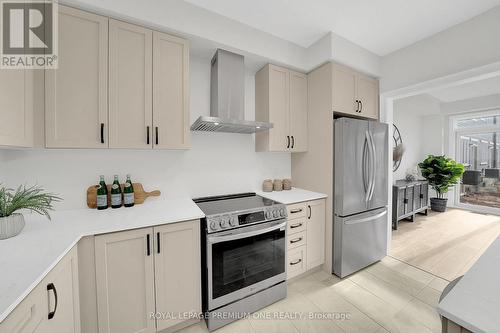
0, 185, 61, 239
418, 155, 465, 212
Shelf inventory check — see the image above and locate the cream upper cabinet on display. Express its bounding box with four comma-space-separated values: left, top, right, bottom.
154, 221, 201, 331
255, 64, 308, 152
0, 247, 80, 333
0, 69, 34, 147
153, 32, 190, 149
331, 62, 379, 119
306, 199, 326, 270
289, 71, 308, 152
355, 74, 379, 119
109, 19, 153, 149
95, 228, 156, 333
45, 6, 108, 148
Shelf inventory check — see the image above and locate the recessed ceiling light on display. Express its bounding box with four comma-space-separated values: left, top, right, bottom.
256, 126, 260, 129
214, 122, 219, 126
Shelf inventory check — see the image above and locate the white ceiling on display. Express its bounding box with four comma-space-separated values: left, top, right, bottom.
183, 0, 500, 56
428, 76, 500, 102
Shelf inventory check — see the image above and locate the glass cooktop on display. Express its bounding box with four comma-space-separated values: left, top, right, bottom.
193, 192, 280, 216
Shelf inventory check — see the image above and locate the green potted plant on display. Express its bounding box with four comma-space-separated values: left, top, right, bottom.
0, 185, 61, 240
418, 155, 465, 212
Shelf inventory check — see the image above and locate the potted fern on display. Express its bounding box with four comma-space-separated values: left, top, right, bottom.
0, 185, 61, 240
418, 155, 465, 212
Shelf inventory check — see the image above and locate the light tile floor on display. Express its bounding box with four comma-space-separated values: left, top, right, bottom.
177, 256, 447, 333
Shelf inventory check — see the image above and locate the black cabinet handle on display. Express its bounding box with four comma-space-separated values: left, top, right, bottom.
290, 208, 303, 214
286, 136, 290, 149
147, 126, 150, 145
157, 232, 160, 254
146, 234, 151, 256
290, 222, 303, 229
290, 259, 302, 266
307, 205, 312, 219
155, 127, 159, 145
420, 194, 424, 199
360, 100, 363, 113
47, 283, 58, 320
291, 136, 295, 149
290, 237, 303, 244
100, 123, 105, 144
404, 198, 408, 204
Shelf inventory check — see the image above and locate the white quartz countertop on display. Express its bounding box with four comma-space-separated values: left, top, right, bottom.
0, 197, 204, 323
438, 236, 500, 333
257, 187, 328, 205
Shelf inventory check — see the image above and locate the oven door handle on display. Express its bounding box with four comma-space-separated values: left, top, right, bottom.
208, 221, 287, 244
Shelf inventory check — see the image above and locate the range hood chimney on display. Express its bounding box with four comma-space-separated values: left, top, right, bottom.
191, 49, 273, 134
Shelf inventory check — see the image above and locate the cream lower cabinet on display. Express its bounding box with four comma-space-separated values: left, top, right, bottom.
0, 247, 80, 333
95, 221, 201, 333
286, 199, 326, 279
255, 64, 308, 152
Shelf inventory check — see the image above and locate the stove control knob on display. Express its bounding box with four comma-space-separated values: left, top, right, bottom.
229, 216, 238, 227
220, 216, 230, 229
265, 211, 272, 219
273, 210, 278, 218
210, 219, 220, 231
279, 208, 286, 217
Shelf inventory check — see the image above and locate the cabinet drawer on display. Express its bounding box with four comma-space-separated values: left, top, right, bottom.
287, 245, 307, 279
287, 230, 306, 250
287, 217, 306, 235
287, 202, 307, 220
0, 284, 46, 333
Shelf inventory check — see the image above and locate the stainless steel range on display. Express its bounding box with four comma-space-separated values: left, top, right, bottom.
194, 192, 287, 331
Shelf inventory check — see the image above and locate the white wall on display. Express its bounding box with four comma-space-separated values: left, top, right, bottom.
381, 6, 500, 93
0, 57, 291, 210
393, 95, 443, 180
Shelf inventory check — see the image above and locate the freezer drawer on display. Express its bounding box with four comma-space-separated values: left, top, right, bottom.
333, 207, 388, 278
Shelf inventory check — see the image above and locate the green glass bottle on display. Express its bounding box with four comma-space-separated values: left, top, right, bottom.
96, 175, 108, 210
123, 174, 135, 208
110, 175, 122, 209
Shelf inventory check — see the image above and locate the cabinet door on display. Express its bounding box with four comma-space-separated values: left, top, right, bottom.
268, 65, 290, 151
153, 221, 201, 331
0, 69, 33, 147
397, 188, 406, 218
331, 63, 356, 115
289, 70, 308, 152
95, 228, 156, 333
413, 184, 422, 210
45, 6, 108, 148
153, 32, 190, 149
356, 74, 379, 120
306, 200, 326, 269
405, 187, 414, 215
37, 247, 80, 333
421, 183, 429, 207
109, 20, 153, 149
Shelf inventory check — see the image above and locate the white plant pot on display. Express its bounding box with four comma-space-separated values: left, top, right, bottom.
0, 214, 26, 240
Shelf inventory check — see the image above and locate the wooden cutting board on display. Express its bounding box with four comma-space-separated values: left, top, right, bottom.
87, 183, 161, 209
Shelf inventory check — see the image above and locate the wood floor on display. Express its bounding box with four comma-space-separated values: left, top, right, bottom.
178, 257, 448, 333
390, 208, 500, 281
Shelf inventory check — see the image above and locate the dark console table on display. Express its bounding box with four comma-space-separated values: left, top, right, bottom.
392, 180, 429, 230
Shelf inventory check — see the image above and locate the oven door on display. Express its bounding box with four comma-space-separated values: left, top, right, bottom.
206, 220, 286, 310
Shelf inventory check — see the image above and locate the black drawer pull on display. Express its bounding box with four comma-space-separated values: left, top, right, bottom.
155, 127, 159, 145
291, 136, 295, 149
403, 198, 408, 204
290, 237, 303, 244
420, 194, 424, 199
290, 259, 302, 266
308, 205, 312, 219
290, 222, 303, 229
290, 208, 303, 214
47, 283, 58, 320
147, 126, 150, 145
286, 136, 290, 149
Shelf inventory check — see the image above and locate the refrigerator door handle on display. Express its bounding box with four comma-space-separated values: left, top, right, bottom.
344, 210, 387, 225
363, 131, 371, 202
368, 131, 377, 201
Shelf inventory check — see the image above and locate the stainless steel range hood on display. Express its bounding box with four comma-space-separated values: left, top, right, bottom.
191, 49, 273, 134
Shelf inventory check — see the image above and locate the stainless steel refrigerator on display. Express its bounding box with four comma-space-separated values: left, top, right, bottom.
333, 117, 389, 278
